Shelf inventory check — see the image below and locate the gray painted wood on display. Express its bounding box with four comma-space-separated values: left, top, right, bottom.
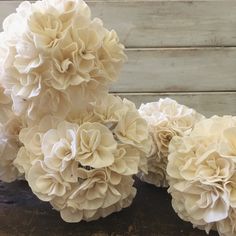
116, 92, 236, 117
111, 47, 236, 93
0, 1, 236, 47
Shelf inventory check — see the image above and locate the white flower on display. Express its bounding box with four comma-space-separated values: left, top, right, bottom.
110, 144, 140, 176
42, 121, 78, 172
93, 94, 128, 123
76, 122, 117, 168
217, 209, 236, 236
138, 98, 204, 187
28, 160, 71, 201
0, 86, 12, 123
58, 169, 135, 223
115, 101, 151, 154
97, 29, 127, 81
0, 116, 23, 182
12, 86, 71, 122
167, 116, 236, 236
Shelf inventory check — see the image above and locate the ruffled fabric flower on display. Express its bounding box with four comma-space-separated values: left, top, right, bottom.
14, 95, 151, 222
0, 116, 23, 182
0, 0, 127, 123
138, 98, 204, 187
0, 85, 23, 182
167, 116, 236, 236
0, 86, 12, 123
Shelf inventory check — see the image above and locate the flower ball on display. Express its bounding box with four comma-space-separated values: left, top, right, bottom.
167, 116, 236, 236
14, 95, 152, 222
0, 0, 127, 123
138, 98, 204, 187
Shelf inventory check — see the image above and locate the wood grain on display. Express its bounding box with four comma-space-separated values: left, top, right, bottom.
0, 1, 236, 47
0, 179, 218, 236
111, 47, 236, 93
116, 92, 236, 117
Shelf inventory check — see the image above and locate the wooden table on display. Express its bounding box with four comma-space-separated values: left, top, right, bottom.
0, 178, 218, 236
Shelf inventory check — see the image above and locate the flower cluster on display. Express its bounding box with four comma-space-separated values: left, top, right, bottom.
138, 98, 204, 187
167, 116, 236, 236
0, 0, 127, 123
14, 94, 152, 222
0, 0, 151, 223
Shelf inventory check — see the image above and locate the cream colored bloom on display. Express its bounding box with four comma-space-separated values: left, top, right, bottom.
167, 116, 236, 236
0, 116, 23, 182
115, 105, 151, 154
0, 85, 23, 183
0, 86, 12, 123
110, 144, 140, 176
41, 121, 79, 172
28, 160, 71, 201
97, 29, 127, 81
12, 86, 71, 123
217, 209, 236, 236
138, 98, 204, 187
93, 94, 128, 123
57, 169, 135, 222
76, 122, 117, 168
19, 115, 60, 155
14, 147, 41, 176
0, 129, 20, 182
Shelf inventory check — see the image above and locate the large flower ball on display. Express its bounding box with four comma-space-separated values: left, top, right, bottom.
138, 98, 204, 187
167, 116, 236, 236
0, 0, 127, 123
14, 95, 152, 222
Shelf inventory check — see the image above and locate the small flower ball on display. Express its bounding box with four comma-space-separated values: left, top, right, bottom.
138, 98, 204, 187
167, 116, 236, 236
14, 95, 152, 222
0, 0, 127, 123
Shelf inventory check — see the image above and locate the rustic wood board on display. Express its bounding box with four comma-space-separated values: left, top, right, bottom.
116, 92, 236, 117
111, 47, 236, 93
0, 179, 218, 236
1, 1, 236, 47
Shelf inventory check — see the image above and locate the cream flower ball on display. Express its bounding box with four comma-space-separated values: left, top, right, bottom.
167, 116, 236, 236
138, 98, 204, 187
0, 0, 127, 123
14, 95, 152, 222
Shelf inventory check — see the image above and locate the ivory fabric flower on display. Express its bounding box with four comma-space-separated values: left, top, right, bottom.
0, 85, 23, 182
14, 95, 152, 222
0, 0, 127, 123
0, 86, 12, 123
138, 98, 204, 187
167, 116, 236, 236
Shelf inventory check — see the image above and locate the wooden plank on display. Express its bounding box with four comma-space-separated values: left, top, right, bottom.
0, 179, 218, 236
1, 1, 236, 47
111, 47, 236, 93
116, 92, 236, 117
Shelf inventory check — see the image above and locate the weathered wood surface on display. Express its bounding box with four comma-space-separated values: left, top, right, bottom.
0, 179, 218, 236
1, 1, 236, 47
111, 47, 236, 93
117, 92, 236, 117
